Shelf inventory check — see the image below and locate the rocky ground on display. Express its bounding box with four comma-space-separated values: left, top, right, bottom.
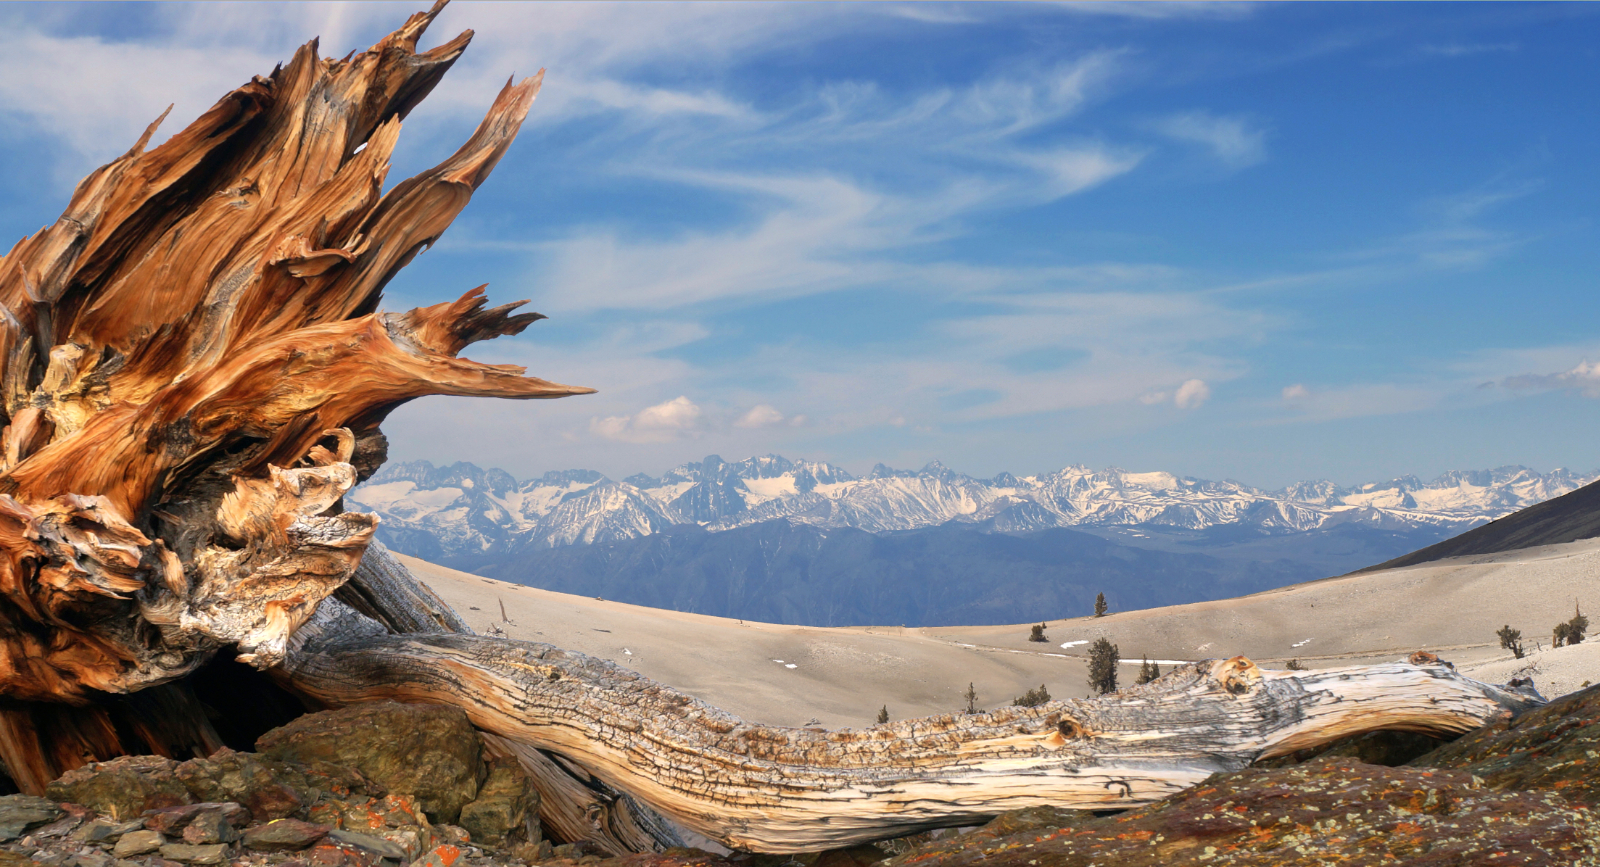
4, 684, 1598, 867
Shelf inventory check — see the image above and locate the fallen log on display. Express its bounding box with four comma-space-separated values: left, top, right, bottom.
0, 2, 1543, 857
282, 595, 1537, 853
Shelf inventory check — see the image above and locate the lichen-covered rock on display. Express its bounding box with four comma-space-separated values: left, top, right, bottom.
256, 702, 483, 823
871, 809, 1087, 865
883, 758, 1600, 866
1411, 682, 1600, 806
174, 749, 310, 822
457, 757, 537, 848
307, 794, 428, 836
45, 756, 192, 820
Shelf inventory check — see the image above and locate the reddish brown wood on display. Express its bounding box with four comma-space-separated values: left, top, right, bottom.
0, 3, 590, 721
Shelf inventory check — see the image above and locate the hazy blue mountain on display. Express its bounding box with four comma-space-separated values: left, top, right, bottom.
348, 455, 1591, 624
472, 519, 1453, 627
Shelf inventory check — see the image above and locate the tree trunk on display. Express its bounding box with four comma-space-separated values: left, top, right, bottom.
0, 2, 1543, 856
280, 595, 1535, 853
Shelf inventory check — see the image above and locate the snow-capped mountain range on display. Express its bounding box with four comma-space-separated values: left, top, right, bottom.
348, 455, 1598, 563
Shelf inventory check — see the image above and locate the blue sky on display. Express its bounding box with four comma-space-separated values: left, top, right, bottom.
3, 2, 1599, 488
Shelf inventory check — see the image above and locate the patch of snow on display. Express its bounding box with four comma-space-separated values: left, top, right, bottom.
785, 663, 798, 669
1060, 640, 1089, 649
1291, 638, 1312, 648
743, 475, 799, 499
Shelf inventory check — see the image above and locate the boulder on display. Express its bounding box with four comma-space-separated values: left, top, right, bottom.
456, 757, 538, 847
46, 756, 192, 820
256, 702, 483, 823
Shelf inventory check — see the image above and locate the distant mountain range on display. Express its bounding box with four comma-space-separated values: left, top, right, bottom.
351, 455, 1594, 558
349, 456, 1595, 625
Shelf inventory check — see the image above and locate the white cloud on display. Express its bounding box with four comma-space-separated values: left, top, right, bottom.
1174, 379, 1211, 409
1140, 391, 1169, 405
1153, 111, 1267, 168
590, 396, 704, 443
1282, 383, 1309, 400
1499, 361, 1600, 399
735, 405, 786, 428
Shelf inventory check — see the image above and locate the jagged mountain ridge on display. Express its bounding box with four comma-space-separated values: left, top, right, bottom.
348, 454, 1597, 562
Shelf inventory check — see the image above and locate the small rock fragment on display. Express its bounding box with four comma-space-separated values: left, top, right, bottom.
324, 829, 407, 861
157, 845, 229, 866
69, 819, 145, 845
112, 830, 165, 858
409, 844, 462, 867
143, 803, 249, 837
0, 795, 63, 841
241, 820, 330, 853
180, 811, 239, 846
304, 842, 375, 867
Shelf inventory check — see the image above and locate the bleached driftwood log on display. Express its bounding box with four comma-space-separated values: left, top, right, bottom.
283, 596, 1537, 853
0, 2, 1542, 855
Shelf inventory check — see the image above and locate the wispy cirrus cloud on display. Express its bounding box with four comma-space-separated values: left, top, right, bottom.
1151, 110, 1267, 168
1419, 42, 1519, 58
1496, 361, 1600, 399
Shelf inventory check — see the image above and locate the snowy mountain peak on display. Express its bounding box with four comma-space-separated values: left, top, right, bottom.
351, 456, 1599, 557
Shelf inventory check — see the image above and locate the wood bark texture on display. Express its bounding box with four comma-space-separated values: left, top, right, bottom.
282, 598, 1538, 853
0, 1, 589, 711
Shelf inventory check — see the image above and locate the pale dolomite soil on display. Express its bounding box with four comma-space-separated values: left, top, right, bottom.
401, 536, 1600, 729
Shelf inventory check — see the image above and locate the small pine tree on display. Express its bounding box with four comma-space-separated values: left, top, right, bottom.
876, 705, 889, 725
1560, 603, 1589, 647
1093, 593, 1108, 618
1135, 657, 1160, 685
1029, 623, 1048, 642
963, 682, 979, 714
1496, 624, 1525, 659
1012, 684, 1052, 707
1286, 659, 1307, 671
1088, 637, 1119, 695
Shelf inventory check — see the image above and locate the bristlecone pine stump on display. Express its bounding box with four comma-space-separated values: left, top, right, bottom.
0, 2, 1550, 856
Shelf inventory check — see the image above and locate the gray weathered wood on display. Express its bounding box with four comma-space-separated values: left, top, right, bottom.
282, 607, 1538, 853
